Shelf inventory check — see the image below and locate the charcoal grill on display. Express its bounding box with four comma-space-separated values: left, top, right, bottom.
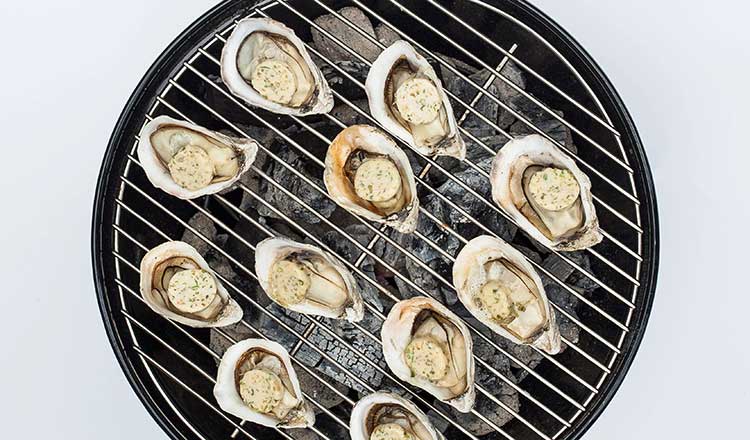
91, 1, 659, 439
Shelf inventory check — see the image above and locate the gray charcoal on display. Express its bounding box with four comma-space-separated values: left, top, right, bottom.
494, 61, 528, 129
286, 428, 318, 440
181, 212, 219, 255
257, 304, 324, 368
330, 99, 369, 126
374, 23, 400, 47
320, 60, 370, 100
509, 109, 574, 153
445, 68, 501, 130
322, 226, 383, 312
439, 380, 519, 435
294, 363, 349, 411
563, 251, 599, 293
208, 322, 255, 362
541, 253, 576, 284
311, 7, 380, 63
257, 146, 336, 225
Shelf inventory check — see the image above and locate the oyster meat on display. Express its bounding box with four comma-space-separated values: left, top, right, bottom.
324, 125, 419, 233
137, 116, 258, 200
221, 17, 333, 116
139, 241, 243, 328
255, 237, 364, 322
490, 134, 602, 251
366, 40, 465, 159
214, 339, 315, 428
453, 235, 561, 354
350, 391, 444, 440
381, 297, 475, 412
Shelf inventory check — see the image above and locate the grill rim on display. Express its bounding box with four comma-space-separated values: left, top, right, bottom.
91, 1, 659, 439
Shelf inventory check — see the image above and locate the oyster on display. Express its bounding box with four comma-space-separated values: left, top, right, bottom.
254, 237, 364, 322
366, 40, 465, 159
324, 125, 419, 233
381, 297, 475, 412
350, 391, 444, 440
139, 241, 243, 328
221, 17, 333, 116
490, 134, 602, 251
453, 235, 561, 354
214, 339, 315, 428
137, 116, 258, 200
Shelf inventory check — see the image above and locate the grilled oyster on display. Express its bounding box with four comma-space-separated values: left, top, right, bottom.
139, 241, 243, 328
366, 40, 465, 159
137, 116, 258, 199
221, 17, 333, 116
214, 339, 315, 428
381, 297, 475, 412
324, 125, 419, 233
350, 392, 444, 440
254, 237, 364, 322
453, 235, 561, 354
490, 134, 602, 251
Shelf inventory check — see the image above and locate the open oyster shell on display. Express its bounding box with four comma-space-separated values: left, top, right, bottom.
453, 235, 561, 354
213, 339, 315, 428
254, 237, 364, 322
350, 391, 445, 440
381, 297, 475, 413
366, 40, 465, 159
138, 241, 243, 328
137, 116, 258, 200
221, 17, 333, 116
324, 125, 419, 233
490, 134, 602, 251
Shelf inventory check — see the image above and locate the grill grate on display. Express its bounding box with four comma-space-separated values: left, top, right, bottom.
93, 1, 658, 440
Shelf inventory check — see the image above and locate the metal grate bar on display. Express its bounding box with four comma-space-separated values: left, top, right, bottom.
112, 202, 528, 440
158, 81, 620, 373
103, 3, 653, 439
190, 46, 636, 326
242, 10, 641, 295
124, 148, 578, 428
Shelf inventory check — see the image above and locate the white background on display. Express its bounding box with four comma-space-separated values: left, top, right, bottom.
0, 0, 747, 438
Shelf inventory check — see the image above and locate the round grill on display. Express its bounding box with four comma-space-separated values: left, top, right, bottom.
91, 1, 659, 439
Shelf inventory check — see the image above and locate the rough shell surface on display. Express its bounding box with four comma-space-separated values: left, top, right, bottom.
324, 125, 420, 233
490, 134, 602, 251
349, 391, 445, 440
138, 241, 243, 328
221, 17, 333, 116
254, 236, 364, 322
452, 235, 561, 354
213, 338, 315, 428
137, 116, 258, 200
381, 296, 476, 412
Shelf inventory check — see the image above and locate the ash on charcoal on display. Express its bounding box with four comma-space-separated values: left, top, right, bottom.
311, 7, 381, 63
563, 251, 599, 293
321, 226, 383, 312
445, 68, 501, 130
319, 60, 370, 100
181, 212, 221, 255
294, 367, 349, 412
257, 146, 336, 225
374, 23, 400, 46
492, 61, 527, 129
437, 379, 519, 436
330, 99, 370, 126
508, 109, 574, 153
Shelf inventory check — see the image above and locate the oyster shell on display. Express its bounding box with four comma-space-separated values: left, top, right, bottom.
381, 297, 475, 412
350, 391, 445, 440
490, 134, 602, 251
137, 116, 258, 200
324, 125, 419, 233
213, 339, 315, 428
366, 40, 465, 159
453, 235, 561, 354
221, 17, 333, 116
139, 241, 243, 328
254, 237, 364, 322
